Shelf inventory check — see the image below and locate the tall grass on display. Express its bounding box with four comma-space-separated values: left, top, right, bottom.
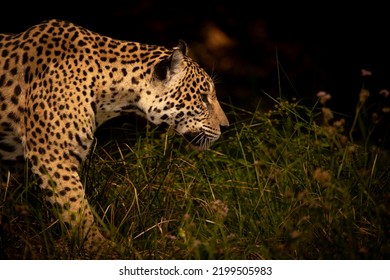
1, 84, 389, 259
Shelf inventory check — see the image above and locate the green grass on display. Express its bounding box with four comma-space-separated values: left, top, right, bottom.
1, 87, 389, 259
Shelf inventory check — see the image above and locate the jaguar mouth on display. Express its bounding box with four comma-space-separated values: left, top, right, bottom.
183, 131, 213, 151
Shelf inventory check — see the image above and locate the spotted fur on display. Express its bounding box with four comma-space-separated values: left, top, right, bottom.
0, 19, 228, 255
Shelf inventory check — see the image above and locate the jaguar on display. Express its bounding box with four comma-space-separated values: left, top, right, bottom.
0, 19, 229, 256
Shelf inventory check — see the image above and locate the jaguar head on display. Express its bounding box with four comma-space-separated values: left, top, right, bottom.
143, 41, 229, 150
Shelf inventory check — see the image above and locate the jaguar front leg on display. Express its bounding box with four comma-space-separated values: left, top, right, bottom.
26, 144, 115, 256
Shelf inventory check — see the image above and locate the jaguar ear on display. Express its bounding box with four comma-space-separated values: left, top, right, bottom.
153, 41, 187, 81
176, 40, 188, 56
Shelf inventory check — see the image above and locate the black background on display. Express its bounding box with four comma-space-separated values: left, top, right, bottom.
1, 1, 390, 114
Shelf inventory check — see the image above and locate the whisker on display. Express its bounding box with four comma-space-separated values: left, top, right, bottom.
184, 130, 215, 150
191, 132, 205, 146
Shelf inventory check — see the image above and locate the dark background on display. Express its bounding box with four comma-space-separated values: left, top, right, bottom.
1, 1, 390, 115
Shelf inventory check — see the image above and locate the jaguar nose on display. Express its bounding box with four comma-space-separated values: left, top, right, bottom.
214, 102, 229, 127
220, 118, 229, 128
219, 113, 229, 128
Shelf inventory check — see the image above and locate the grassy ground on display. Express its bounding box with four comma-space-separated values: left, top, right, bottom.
1, 84, 389, 259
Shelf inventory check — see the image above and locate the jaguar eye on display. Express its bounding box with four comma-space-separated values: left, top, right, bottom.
200, 94, 209, 104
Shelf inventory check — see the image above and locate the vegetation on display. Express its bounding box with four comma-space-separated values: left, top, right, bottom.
1, 75, 389, 259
